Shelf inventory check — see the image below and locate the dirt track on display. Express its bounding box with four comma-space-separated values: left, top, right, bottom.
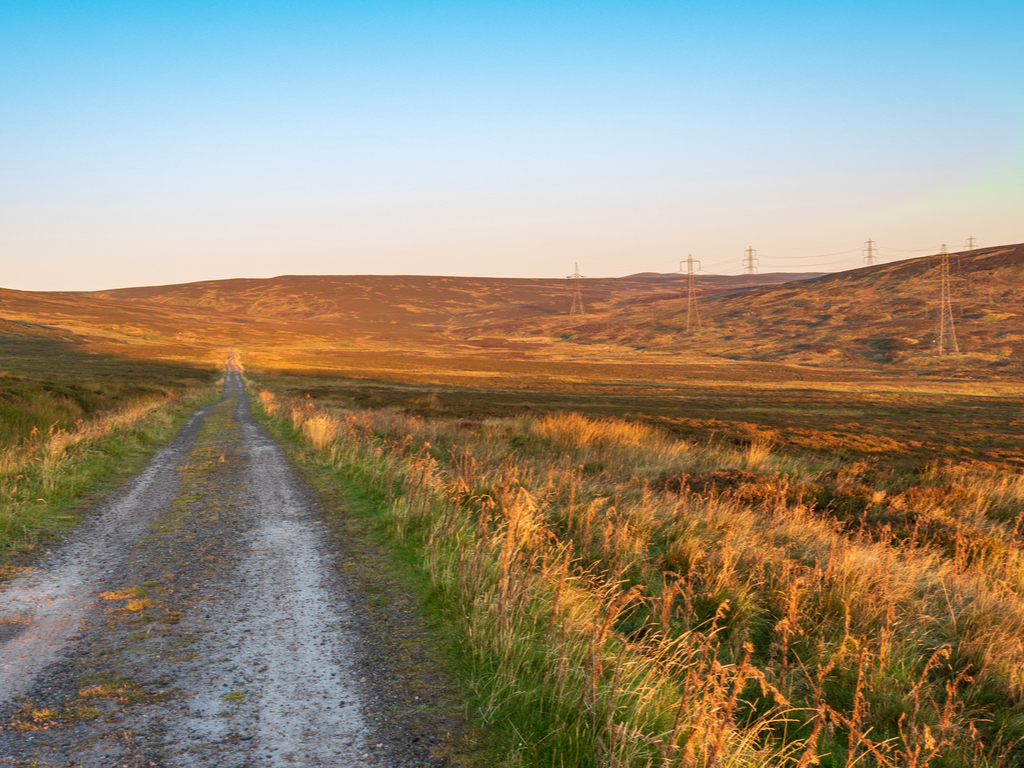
0, 371, 435, 766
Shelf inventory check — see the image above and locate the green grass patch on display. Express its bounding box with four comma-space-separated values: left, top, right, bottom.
0, 385, 219, 567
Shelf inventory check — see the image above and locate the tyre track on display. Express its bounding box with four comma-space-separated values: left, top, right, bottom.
158, 372, 373, 766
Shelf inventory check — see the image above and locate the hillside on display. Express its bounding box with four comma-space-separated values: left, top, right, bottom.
1, 245, 1022, 374
84, 272, 821, 335
710, 243, 1024, 366
0, 286, 322, 368
0, 271, 820, 381
463, 243, 1023, 369
619, 243, 1024, 367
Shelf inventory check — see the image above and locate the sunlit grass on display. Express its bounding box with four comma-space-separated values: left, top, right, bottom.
0, 384, 219, 558
255, 378, 1024, 767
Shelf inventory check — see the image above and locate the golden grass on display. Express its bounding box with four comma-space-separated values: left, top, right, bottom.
0, 398, 166, 479
258, 387, 280, 416
0, 384, 217, 553
301, 411, 340, 451
251, 385, 1024, 766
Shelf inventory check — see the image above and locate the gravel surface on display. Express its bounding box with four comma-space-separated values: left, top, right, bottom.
0, 402, 211, 713
0, 371, 461, 767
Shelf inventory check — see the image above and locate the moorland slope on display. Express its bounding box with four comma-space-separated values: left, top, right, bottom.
83, 244, 1024, 369
1, 244, 1022, 373
84, 271, 818, 338
619, 242, 1024, 366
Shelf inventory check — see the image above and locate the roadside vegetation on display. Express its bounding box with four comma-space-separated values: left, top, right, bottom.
0, 333, 217, 562
253, 378, 1024, 768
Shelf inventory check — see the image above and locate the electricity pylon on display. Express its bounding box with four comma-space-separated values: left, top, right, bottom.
679, 255, 702, 333
936, 244, 959, 356
743, 247, 759, 285
863, 238, 877, 265
567, 262, 585, 316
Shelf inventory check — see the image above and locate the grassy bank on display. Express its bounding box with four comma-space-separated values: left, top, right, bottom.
0, 334, 220, 564
0, 332, 214, 450
0, 383, 220, 563
249, 370, 1024, 474
252, 380, 1024, 768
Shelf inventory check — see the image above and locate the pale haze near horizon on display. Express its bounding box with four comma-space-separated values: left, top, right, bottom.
2, 1, 1022, 291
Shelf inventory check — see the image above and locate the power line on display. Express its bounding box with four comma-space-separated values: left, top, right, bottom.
567, 262, 585, 316
697, 258, 743, 272
875, 246, 937, 259
734, 258, 864, 270
863, 238, 877, 266
767, 248, 861, 260
742, 247, 759, 285
678, 255, 702, 333
699, 249, 930, 274
596, 241, 951, 279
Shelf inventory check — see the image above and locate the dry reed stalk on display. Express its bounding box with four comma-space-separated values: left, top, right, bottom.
590, 585, 645, 703
496, 490, 529, 624
708, 643, 754, 766
772, 570, 805, 692
547, 550, 571, 640
301, 412, 340, 451
658, 573, 683, 636
257, 388, 279, 416
289, 395, 313, 430
846, 649, 869, 765
793, 659, 837, 768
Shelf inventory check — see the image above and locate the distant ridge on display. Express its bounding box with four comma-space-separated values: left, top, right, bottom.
82, 271, 826, 327
624, 270, 826, 283
558, 243, 1024, 366
1, 246, 1021, 371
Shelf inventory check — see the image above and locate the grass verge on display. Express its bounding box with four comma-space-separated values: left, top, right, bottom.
251, 379, 1024, 768
0, 383, 220, 569
254, 391, 516, 767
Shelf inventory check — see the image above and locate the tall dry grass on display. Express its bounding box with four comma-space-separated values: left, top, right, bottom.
1, 387, 214, 554
258, 388, 280, 417
302, 411, 340, 451
256, 389, 1024, 767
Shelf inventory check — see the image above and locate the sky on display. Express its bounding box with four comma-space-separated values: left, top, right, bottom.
2, 1, 1022, 290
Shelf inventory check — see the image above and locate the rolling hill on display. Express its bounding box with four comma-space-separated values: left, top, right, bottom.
83, 271, 820, 337
568, 243, 1024, 368
1, 245, 1021, 376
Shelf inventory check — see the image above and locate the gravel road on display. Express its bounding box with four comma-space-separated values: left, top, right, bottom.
0, 371, 445, 767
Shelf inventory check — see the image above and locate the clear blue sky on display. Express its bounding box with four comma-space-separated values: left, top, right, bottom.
2, 1, 1022, 290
